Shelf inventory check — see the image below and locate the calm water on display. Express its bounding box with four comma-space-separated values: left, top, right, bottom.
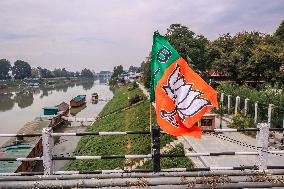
0, 79, 113, 146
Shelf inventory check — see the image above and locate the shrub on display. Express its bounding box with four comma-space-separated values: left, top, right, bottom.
128, 94, 143, 105
127, 82, 138, 91
228, 111, 255, 137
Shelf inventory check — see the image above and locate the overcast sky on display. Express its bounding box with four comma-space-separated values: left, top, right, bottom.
0, 0, 283, 72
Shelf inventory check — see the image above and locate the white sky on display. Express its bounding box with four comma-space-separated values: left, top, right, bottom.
0, 0, 283, 71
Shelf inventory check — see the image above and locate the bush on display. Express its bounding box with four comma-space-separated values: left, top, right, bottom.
228, 111, 255, 137
218, 83, 284, 127
218, 83, 284, 106
127, 82, 138, 91
139, 144, 193, 169
128, 94, 143, 105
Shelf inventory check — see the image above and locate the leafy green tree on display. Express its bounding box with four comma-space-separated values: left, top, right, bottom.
39, 67, 54, 78
208, 31, 284, 85
81, 68, 94, 78
75, 71, 80, 77
248, 40, 284, 84
0, 59, 11, 80
209, 32, 266, 84
53, 68, 62, 77
53, 68, 74, 77
165, 24, 209, 74
12, 60, 31, 79
141, 56, 151, 89
31, 67, 40, 78
275, 20, 284, 41
111, 65, 123, 78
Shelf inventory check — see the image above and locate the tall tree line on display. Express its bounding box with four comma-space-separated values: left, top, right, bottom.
0, 59, 94, 80
141, 20, 284, 87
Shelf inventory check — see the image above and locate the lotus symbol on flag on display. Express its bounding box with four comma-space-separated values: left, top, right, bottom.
161, 64, 212, 127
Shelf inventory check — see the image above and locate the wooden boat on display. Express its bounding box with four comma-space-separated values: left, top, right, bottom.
70, 95, 86, 107
43, 107, 59, 116
92, 93, 99, 104
56, 101, 69, 116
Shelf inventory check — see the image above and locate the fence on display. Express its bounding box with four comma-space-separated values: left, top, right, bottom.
218, 92, 284, 128
1, 124, 284, 188
1, 123, 284, 176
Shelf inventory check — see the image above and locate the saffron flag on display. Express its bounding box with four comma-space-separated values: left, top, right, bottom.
150, 32, 218, 138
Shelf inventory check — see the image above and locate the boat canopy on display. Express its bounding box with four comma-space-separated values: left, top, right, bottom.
73, 95, 86, 102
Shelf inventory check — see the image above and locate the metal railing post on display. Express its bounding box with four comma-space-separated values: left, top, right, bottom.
227, 95, 231, 114
220, 93, 224, 104
281, 118, 284, 145
256, 123, 269, 170
151, 125, 160, 172
219, 100, 223, 130
268, 104, 273, 128
244, 98, 249, 116
235, 96, 240, 115
254, 102, 258, 124
42, 127, 54, 175
218, 93, 225, 129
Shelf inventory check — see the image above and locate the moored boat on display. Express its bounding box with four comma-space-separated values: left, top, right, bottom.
92, 93, 99, 104
70, 95, 86, 107
56, 101, 69, 116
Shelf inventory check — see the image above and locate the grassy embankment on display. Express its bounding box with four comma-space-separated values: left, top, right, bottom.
67, 84, 193, 171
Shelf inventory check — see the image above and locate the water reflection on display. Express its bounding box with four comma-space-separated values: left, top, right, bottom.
14, 91, 34, 109
0, 93, 14, 112
99, 77, 109, 84
0, 79, 96, 112
70, 105, 87, 116
82, 81, 94, 90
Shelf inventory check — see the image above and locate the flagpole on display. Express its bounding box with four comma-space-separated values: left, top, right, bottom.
150, 100, 154, 155
150, 101, 152, 130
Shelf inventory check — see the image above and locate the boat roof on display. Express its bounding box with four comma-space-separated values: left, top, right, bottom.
43, 107, 59, 110
73, 95, 86, 102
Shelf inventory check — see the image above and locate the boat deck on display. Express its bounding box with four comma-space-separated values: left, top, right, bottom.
0, 120, 50, 173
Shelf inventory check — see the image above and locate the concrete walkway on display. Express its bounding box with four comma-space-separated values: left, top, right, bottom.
138, 82, 284, 168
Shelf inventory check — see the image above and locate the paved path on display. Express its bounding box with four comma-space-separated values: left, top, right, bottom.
138, 82, 284, 168
180, 118, 284, 167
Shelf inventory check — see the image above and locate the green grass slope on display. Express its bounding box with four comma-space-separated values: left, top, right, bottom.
67, 84, 192, 171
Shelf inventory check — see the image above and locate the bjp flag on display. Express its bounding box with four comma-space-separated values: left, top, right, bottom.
150, 32, 218, 138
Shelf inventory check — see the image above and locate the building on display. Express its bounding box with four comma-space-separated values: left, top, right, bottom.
98, 71, 112, 78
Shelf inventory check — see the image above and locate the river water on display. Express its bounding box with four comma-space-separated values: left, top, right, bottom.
0, 79, 113, 147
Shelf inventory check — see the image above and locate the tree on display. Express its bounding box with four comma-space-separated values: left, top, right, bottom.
275, 20, 284, 41
53, 68, 73, 77
165, 24, 209, 74
53, 68, 62, 77
75, 71, 80, 77
248, 40, 284, 85
81, 68, 94, 78
0, 59, 11, 80
111, 65, 123, 78
208, 32, 266, 84
129, 66, 141, 73
12, 60, 32, 79
141, 56, 151, 89
31, 67, 40, 78
39, 68, 54, 78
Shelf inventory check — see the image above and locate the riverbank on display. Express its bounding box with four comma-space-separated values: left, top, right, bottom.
0, 79, 107, 144
0, 80, 112, 173
67, 83, 193, 171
